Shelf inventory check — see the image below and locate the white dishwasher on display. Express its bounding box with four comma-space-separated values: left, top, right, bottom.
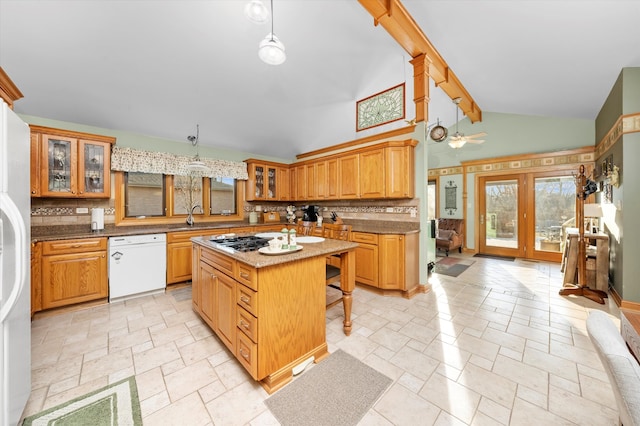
108, 233, 167, 302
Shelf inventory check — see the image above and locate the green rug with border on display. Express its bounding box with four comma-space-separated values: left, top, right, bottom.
22, 376, 142, 426
434, 256, 475, 277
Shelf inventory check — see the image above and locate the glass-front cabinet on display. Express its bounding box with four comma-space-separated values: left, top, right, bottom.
245, 159, 287, 201
31, 126, 115, 198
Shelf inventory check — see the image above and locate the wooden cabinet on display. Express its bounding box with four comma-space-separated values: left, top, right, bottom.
292, 164, 307, 200
31, 242, 42, 316
338, 153, 359, 198
30, 126, 115, 198
40, 237, 108, 309
244, 159, 289, 201
192, 242, 328, 394
167, 230, 208, 284
277, 166, 290, 200
359, 148, 385, 199
385, 145, 414, 198
351, 231, 420, 297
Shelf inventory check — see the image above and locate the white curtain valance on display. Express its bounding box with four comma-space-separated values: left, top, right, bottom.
111, 147, 248, 180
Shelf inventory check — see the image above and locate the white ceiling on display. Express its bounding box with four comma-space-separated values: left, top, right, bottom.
2, 0, 639, 159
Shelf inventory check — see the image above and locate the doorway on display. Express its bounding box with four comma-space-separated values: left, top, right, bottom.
478, 171, 576, 261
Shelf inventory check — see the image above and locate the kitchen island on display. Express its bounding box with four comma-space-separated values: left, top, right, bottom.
191, 235, 358, 394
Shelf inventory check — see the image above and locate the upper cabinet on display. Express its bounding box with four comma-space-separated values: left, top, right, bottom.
30, 125, 116, 198
244, 159, 290, 201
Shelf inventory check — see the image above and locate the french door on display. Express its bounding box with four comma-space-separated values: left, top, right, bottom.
478, 171, 576, 262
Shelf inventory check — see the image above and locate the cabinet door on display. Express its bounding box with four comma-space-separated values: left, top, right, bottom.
316, 160, 327, 199
359, 149, 385, 199
78, 139, 111, 198
305, 163, 316, 200
277, 166, 290, 201
215, 270, 237, 352
266, 166, 277, 200
338, 154, 359, 199
294, 165, 307, 200
41, 251, 107, 309
355, 243, 378, 287
31, 242, 42, 315
41, 134, 78, 197
167, 242, 195, 284
386, 146, 414, 198
199, 260, 216, 328
378, 235, 405, 290
191, 246, 200, 312
326, 158, 338, 199
30, 133, 41, 196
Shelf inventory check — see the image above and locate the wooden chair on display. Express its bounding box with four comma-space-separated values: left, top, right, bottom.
322, 223, 352, 308
296, 219, 315, 236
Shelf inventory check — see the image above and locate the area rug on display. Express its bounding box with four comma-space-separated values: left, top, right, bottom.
265, 349, 392, 426
22, 376, 142, 426
433, 257, 475, 277
473, 253, 516, 261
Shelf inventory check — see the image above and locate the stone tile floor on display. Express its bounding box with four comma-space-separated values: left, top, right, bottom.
23, 254, 621, 425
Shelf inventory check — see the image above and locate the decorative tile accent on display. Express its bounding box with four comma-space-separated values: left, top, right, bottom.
596, 112, 640, 157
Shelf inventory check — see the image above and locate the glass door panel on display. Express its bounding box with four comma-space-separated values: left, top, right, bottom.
254, 165, 264, 198
479, 175, 523, 258
267, 166, 276, 199
44, 136, 76, 195
534, 176, 575, 253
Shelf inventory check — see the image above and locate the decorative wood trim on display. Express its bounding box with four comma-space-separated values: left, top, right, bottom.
357, 0, 482, 123
596, 112, 640, 157
460, 146, 594, 174
29, 125, 116, 145
296, 125, 416, 160
410, 54, 431, 124
0, 67, 24, 109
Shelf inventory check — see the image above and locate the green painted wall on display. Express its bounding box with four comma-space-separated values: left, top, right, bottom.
19, 114, 292, 164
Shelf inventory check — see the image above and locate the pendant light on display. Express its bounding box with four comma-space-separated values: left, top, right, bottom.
187, 124, 209, 173
448, 98, 467, 149
244, 0, 269, 24
258, 0, 286, 65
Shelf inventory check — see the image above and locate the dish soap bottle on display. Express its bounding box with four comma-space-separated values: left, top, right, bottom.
281, 228, 289, 249
288, 228, 297, 250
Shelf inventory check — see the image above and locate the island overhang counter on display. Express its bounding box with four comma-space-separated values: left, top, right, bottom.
190, 235, 358, 394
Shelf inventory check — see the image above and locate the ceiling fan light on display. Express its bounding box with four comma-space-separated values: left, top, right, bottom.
244, 0, 269, 24
258, 34, 286, 65
187, 157, 209, 172
448, 139, 466, 149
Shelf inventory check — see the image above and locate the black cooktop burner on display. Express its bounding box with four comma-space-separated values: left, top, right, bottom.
210, 235, 270, 253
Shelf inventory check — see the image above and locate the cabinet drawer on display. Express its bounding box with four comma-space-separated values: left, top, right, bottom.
237, 306, 258, 343
42, 237, 107, 255
167, 230, 207, 243
237, 284, 258, 317
351, 232, 378, 245
236, 331, 258, 379
201, 248, 235, 278
236, 263, 257, 290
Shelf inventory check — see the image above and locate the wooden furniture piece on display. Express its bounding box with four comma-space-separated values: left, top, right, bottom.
620, 310, 640, 361
351, 230, 423, 298
587, 311, 640, 425
0, 66, 23, 109
40, 237, 108, 310
30, 125, 115, 198
562, 231, 609, 293
191, 236, 357, 393
322, 223, 352, 308
435, 218, 464, 256
559, 165, 608, 304
244, 159, 290, 201
166, 230, 208, 284
296, 220, 316, 236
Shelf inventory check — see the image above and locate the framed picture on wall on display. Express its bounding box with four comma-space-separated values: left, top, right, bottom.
356, 83, 405, 131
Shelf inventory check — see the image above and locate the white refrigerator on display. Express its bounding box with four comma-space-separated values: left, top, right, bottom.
0, 99, 31, 426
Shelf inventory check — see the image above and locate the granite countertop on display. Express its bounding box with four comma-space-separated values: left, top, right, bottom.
192, 236, 358, 269
31, 219, 420, 242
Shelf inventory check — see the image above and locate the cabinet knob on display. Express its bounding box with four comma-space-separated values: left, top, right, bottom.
240, 296, 250, 304
31, 190, 36, 194
240, 272, 249, 279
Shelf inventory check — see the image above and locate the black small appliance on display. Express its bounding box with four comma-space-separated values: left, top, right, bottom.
302, 205, 319, 222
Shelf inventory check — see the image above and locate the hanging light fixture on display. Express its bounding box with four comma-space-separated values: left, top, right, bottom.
187, 124, 209, 173
258, 0, 286, 65
244, 0, 269, 24
448, 98, 467, 149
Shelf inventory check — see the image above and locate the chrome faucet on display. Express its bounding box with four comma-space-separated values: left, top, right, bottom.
186, 205, 202, 226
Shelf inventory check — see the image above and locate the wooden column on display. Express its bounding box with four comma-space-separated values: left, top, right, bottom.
410, 53, 431, 124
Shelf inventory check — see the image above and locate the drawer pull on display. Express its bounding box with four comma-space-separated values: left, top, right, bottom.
240, 320, 250, 330
239, 348, 249, 359
240, 272, 250, 279
240, 296, 250, 304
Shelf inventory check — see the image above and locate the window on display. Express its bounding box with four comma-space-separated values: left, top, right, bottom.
124, 172, 165, 217
210, 177, 237, 215
115, 171, 244, 224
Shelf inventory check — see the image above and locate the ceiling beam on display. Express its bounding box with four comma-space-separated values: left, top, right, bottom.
358, 0, 482, 123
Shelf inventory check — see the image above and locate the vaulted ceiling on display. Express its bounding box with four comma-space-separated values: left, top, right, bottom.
2, 0, 639, 159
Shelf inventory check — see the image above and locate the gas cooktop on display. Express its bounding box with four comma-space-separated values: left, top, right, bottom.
210, 235, 270, 253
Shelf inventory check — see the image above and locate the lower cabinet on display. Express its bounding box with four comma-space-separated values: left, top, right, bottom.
167, 230, 209, 285
40, 237, 108, 310
352, 231, 420, 297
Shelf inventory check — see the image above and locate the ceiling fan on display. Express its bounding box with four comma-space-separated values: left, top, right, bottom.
448, 97, 487, 149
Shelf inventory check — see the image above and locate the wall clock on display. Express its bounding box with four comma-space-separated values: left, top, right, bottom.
430, 125, 448, 142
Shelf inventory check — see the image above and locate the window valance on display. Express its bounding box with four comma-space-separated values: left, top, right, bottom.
111, 146, 248, 180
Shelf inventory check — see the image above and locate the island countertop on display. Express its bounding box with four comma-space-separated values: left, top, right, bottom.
191, 235, 358, 269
